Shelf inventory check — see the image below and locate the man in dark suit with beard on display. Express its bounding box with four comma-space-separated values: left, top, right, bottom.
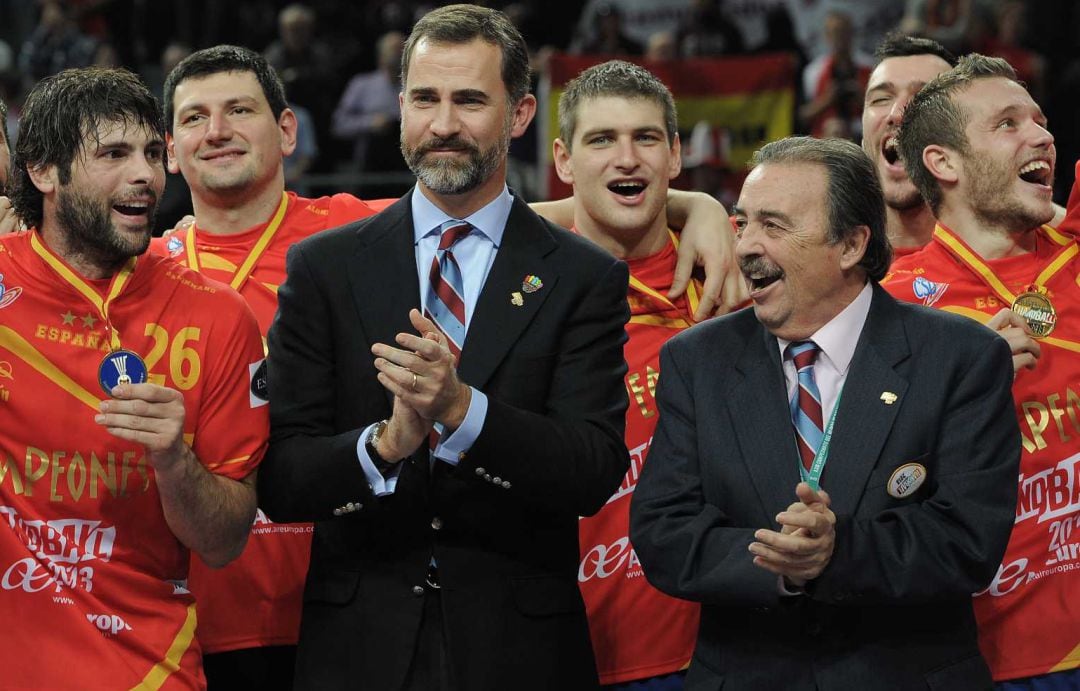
258, 5, 630, 690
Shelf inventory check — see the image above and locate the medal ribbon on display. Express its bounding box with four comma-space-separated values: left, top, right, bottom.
627, 230, 701, 328
933, 223, 1077, 303
186, 190, 289, 291
29, 231, 135, 352
799, 386, 843, 491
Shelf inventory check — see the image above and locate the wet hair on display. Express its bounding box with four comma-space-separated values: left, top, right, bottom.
163, 44, 288, 132
752, 136, 891, 281
897, 54, 1018, 214
402, 4, 531, 105
874, 32, 957, 67
11, 67, 164, 230
558, 60, 677, 148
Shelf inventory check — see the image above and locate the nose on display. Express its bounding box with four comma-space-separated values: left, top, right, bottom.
613, 138, 639, 171
429, 101, 461, 138
1030, 121, 1054, 150
885, 96, 908, 127
205, 111, 233, 143
734, 222, 760, 261
126, 151, 160, 186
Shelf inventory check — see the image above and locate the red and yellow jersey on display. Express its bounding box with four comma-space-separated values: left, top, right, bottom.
882, 224, 1080, 681
577, 235, 702, 684
148, 191, 382, 653
0, 230, 267, 690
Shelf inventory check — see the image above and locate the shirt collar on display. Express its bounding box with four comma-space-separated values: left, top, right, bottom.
411, 184, 513, 247
777, 281, 873, 374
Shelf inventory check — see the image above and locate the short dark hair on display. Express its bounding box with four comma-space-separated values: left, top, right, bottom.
11, 67, 164, 230
402, 4, 531, 105
898, 54, 1018, 215
752, 136, 891, 281
874, 32, 957, 67
163, 45, 288, 133
558, 60, 677, 148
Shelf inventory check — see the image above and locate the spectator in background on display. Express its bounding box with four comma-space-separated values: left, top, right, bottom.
675, 0, 744, 58
977, 1, 1043, 104
899, 0, 978, 55
18, 0, 98, 84
574, 2, 644, 56
286, 101, 318, 195
645, 31, 677, 61
331, 31, 405, 176
799, 10, 872, 139
264, 3, 336, 168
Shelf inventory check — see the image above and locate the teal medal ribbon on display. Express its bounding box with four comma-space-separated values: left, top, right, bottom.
799, 386, 844, 491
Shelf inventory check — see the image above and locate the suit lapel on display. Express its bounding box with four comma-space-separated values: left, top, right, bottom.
730, 324, 805, 520
457, 198, 557, 388
821, 285, 910, 512
346, 193, 421, 399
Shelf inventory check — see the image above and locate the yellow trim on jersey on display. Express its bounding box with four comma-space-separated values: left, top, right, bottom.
625, 230, 700, 329
1043, 223, 1072, 247
0, 326, 101, 411
1049, 642, 1080, 673
197, 253, 238, 272
204, 454, 252, 471
130, 603, 198, 690
933, 227, 1019, 302
30, 231, 136, 351
629, 314, 696, 329
187, 191, 288, 292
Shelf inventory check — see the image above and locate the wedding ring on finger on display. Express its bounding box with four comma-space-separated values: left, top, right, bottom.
411, 371, 418, 391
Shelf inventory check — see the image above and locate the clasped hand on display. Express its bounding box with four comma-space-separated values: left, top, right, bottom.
749, 482, 836, 587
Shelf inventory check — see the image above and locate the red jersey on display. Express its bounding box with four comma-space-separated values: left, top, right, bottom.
148, 192, 381, 653
0, 230, 267, 690
578, 236, 701, 684
882, 224, 1080, 681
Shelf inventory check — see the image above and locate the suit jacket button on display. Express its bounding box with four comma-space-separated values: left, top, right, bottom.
492, 476, 501, 484
475, 467, 486, 476
333, 508, 343, 516
412, 585, 424, 596
431, 517, 443, 530
501, 481, 511, 489
483, 474, 492, 482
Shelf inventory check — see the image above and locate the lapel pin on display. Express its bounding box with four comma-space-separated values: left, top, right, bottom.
880, 391, 898, 405
522, 275, 543, 293
511, 291, 524, 307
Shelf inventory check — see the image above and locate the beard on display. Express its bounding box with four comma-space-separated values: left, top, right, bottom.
56, 185, 156, 271
965, 152, 1053, 232
883, 179, 926, 212
401, 119, 509, 195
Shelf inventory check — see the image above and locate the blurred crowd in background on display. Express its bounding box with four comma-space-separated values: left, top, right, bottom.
2, 0, 1078, 232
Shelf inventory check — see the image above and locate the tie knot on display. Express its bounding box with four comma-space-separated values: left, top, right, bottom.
788, 340, 819, 370
438, 221, 472, 250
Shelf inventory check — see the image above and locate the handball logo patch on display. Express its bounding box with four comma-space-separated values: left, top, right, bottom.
887, 463, 927, 498
912, 276, 948, 307
166, 236, 183, 256
249, 359, 269, 408
0, 273, 23, 309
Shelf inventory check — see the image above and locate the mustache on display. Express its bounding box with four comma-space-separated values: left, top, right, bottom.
738, 255, 782, 278
415, 136, 478, 155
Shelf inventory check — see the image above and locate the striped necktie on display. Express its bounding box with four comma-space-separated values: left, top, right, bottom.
788, 341, 823, 471
424, 220, 473, 360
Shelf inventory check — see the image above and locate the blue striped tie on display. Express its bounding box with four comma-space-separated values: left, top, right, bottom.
424, 220, 472, 360
788, 341, 824, 471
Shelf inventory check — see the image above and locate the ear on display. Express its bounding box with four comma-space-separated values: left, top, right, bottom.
921, 144, 958, 184
509, 94, 538, 139
839, 224, 870, 271
27, 163, 58, 195
165, 132, 180, 174
278, 108, 298, 158
552, 138, 575, 185
668, 132, 682, 179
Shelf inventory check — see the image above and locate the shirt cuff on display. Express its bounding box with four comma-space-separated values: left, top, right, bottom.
432, 387, 487, 466
356, 423, 401, 496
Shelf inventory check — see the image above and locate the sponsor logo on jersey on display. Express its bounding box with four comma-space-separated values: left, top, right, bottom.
605, 438, 651, 506
579, 537, 644, 581
249, 359, 268, 408
912, 276, 948, 307
0, 273, 23, 309
87, 612, 133, 636
0, 506, 116, 594
166, 236, 183, 256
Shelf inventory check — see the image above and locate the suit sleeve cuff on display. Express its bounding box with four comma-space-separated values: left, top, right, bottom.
432, 388, 487, 466
356, 423, 401, 496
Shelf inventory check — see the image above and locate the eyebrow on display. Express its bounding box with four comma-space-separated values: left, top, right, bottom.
579, 125, 666, 138
407, 86, 490, 101
178, 95, 259, 113
732, 206, 795, 226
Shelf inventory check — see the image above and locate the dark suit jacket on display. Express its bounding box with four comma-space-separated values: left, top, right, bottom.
630, 284, 1019, 691
259, 191, 630, 691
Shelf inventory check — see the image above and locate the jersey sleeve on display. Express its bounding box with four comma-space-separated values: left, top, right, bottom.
327, 193, 383, 228
190, 289, 268, 480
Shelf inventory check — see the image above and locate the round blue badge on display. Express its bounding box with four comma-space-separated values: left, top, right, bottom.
98, 349, 148, 394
